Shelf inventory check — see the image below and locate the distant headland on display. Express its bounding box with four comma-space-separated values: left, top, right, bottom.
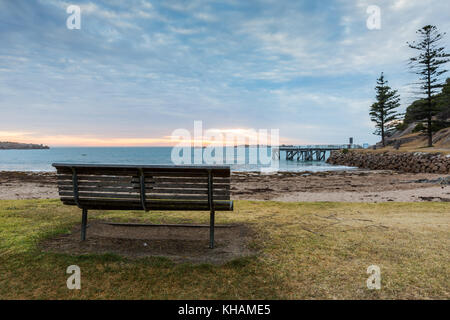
0, 141, 50, 150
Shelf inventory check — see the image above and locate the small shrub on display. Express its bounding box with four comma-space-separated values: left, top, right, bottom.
431, 121, 450, 132
412, 123, 425, 133
395, 122, 408, 131
412, 121, 449, 134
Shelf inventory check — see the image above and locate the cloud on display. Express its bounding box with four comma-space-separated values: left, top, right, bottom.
0, 0, 449, 146
169, 26, 203, 35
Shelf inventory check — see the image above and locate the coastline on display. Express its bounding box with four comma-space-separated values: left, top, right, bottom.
1, 169, 448, 202
0, 141, 49, 150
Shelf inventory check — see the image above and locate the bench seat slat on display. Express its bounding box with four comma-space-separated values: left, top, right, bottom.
61, 199, 233, 211
58, 181, 230, 190
59, 193, 229, 201
147, 183, 210, 189
58, 182, 138, 188
146, 178, 209, 183
147, 184, 230, 190
61, 198, 232, 205
57, 175, 133, 181
58, 184, 216, 191
57, 176, 230, 184
147, 180, 231, 186
58, 187, 229, 196
56, 168, 230, 177
58, 186, 138, 193
148, 189, 229, 195
59, 191, 140, 199
144, 194, 229, 200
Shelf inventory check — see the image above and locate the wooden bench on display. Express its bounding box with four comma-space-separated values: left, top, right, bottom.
53, 163, 233, 248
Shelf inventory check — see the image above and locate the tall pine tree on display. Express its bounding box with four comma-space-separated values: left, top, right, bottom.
408, 25, 450, 147
437, 78, 450, 120
370, 73, 401, 147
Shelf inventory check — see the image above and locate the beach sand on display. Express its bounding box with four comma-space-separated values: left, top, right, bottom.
0, 170, 449, 202
232, 170, 450, 202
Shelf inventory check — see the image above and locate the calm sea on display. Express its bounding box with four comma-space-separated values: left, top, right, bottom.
0, 147, 355, 172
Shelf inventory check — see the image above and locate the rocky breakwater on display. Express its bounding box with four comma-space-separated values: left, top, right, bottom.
327, 150, 450, 173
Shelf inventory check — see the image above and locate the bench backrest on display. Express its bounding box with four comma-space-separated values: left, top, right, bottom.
53, 164, 232, 211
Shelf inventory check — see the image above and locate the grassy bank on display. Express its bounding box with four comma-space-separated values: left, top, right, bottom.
0, 199, 448, 299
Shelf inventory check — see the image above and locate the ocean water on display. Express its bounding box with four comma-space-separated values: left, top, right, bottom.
0, 147, 355, 172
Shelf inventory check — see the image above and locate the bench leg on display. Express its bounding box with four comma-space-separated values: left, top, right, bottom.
209, 209, 215, 249
81, 208, 88, 241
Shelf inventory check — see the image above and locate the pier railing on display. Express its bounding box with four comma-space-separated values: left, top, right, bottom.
272, 144, 361, 161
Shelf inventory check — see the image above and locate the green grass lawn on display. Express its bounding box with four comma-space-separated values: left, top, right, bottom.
0, 199, 448, 299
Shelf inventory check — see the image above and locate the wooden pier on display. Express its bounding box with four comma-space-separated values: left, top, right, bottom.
272, 145, 352, 162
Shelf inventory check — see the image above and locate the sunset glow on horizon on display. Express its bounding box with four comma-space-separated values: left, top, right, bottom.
1, 129, 297, 147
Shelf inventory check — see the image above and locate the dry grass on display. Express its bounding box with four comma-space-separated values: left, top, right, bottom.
0, 199, 449, 299
356, 129, 450, 154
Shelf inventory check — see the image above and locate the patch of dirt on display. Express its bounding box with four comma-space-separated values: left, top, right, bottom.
0, 171, 55, 184
39, 221, 257, 264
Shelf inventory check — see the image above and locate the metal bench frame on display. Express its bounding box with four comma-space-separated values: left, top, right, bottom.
53, 164, 233, 249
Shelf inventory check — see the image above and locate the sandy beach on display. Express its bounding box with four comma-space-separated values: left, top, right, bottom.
231, 170, 450, 202
1, 170, 448, 202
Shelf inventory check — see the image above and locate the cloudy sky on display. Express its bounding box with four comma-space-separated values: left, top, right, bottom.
1, 0, 449, 146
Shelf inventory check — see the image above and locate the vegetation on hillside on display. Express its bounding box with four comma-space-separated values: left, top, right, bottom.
402, 78, 450, 132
